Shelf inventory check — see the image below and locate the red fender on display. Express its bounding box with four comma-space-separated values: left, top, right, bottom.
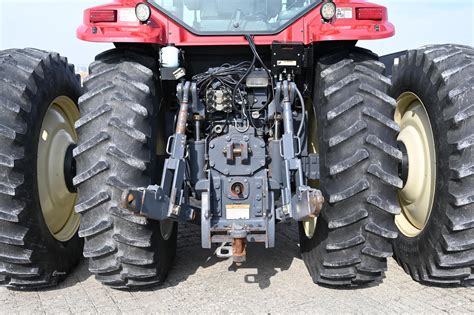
77, 0, 395, 46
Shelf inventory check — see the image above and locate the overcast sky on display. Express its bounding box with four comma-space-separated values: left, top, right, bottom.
0, 0, 473, 67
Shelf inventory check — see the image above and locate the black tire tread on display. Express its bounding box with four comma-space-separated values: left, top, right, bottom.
75, 48, 176, 289
300, 47, 400, 286
391, 44, 474, 286
0, 48, 82, 289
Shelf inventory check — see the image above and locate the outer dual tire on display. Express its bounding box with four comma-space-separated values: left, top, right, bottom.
300, 48, 401, 286
0, 49, 83, 289
74, 48, 177, 289
390, 44, 474, 286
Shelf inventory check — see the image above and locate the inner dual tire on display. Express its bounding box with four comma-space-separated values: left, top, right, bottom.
300, 47, 401, 286
73, 48, 177, 289
0, 49, 82, 289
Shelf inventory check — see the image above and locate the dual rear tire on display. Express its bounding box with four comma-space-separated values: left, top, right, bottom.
300, 45, 473, 287
390, 45, 473, 285
300, 47, 401, 285
73, 48, 177, 289
0, 47, 178, 290
0, 49, 82, 289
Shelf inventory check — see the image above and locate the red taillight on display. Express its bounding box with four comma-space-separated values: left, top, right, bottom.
356, 7, 385, 21
90, 10, 117, 23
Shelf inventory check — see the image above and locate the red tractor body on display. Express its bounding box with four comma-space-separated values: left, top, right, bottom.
77, 0, 394, 45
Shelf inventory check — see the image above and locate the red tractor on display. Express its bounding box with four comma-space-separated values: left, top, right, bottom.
0, 0, 472, 290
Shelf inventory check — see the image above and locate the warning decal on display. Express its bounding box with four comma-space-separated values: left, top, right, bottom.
336, 8, 353, 19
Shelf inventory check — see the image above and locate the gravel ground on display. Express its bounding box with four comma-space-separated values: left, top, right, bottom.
1, 223, 472, 314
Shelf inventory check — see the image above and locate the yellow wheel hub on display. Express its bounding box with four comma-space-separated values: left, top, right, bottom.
395, 92, 436, 237
38, 96, 80, 242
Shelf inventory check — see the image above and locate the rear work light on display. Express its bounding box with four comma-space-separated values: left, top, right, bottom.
89, 10, 117, 23
356, 7, 385, 21
135, 3, 152, 23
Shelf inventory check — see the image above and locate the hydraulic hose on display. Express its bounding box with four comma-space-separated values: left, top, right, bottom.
176, 81, 191, 135
294, 83, 306, 140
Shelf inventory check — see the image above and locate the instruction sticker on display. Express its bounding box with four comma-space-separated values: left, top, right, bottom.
336, 8, 353, 19
119, 8, 138, 22
226, 204, 250, 220
277, 60, 298, 67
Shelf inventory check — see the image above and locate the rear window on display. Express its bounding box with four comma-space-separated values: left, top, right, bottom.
148, 0, 321, 35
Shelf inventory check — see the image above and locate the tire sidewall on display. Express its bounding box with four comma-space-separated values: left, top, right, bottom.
391, 68, 451, 265
20, 62, 83, 275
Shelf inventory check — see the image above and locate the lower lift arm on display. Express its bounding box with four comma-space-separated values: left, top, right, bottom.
276, 81, 324, 221
124, 81, 195, 222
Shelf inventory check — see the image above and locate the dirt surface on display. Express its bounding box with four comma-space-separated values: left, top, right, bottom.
1, 223, 472, 314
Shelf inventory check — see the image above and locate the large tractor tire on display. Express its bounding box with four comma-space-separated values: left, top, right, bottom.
74, 48, 177, 289
390, 44, 473, 285
0, 49, 83, 289
300, 48, 401, 286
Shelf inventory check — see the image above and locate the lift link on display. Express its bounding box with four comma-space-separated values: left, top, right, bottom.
123, 81, 195, 222
276, 81, 324, 222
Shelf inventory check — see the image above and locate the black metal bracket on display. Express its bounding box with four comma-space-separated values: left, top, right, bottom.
123, 186, 195, 222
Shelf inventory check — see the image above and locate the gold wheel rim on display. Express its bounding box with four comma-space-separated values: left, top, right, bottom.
395, 92, 437, 237
38, 96, 80, 242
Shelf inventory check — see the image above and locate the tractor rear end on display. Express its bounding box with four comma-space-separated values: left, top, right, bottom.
0, 0, 472, 290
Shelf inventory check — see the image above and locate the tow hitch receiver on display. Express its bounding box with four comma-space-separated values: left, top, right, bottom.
216, 230, 247, 263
